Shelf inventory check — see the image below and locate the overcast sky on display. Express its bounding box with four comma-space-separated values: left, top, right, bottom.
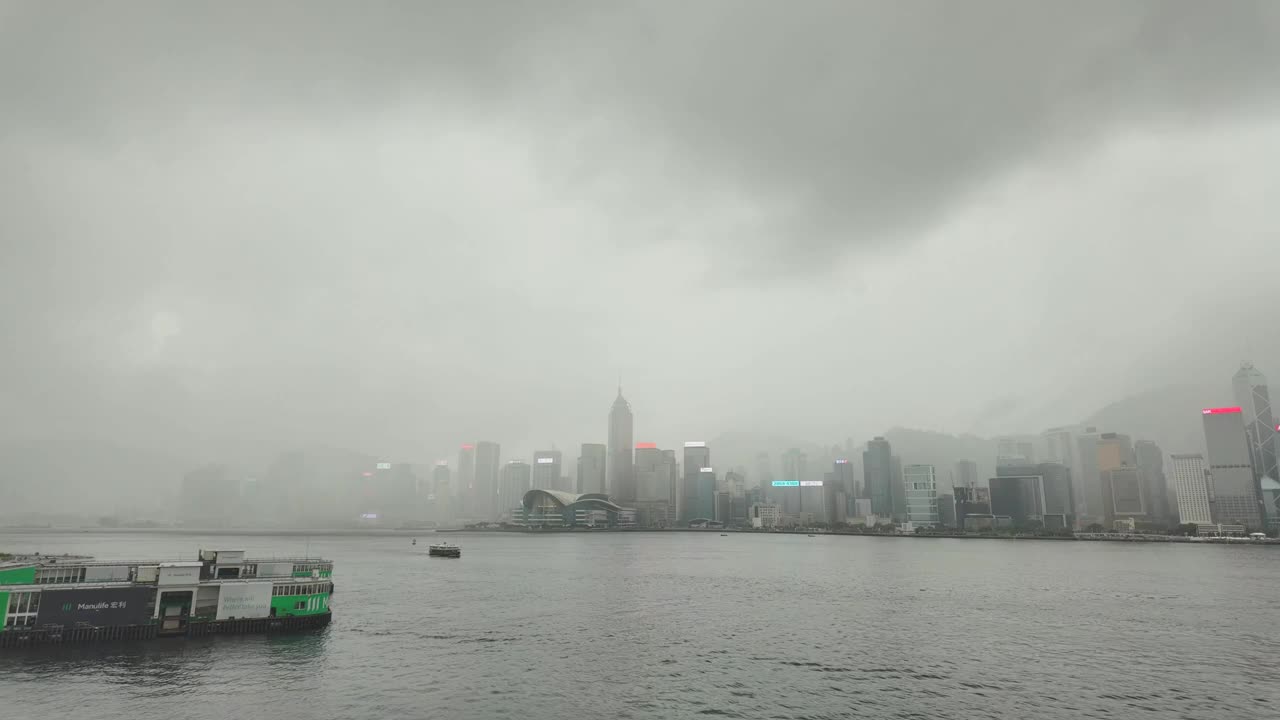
3, 1, 1279, 467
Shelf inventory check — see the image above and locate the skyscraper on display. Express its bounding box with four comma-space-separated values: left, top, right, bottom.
1202, 407, 1262, 528
863, 437, 893, 517
726, 470, 748, 525
1074, 427, 1100, 521
682, 442, 710, 522
1042, 426, 1078, 469
457, 444, 476, 518
782, 448, 809, 482
663, 449, 679, 510
989, 475, 1045, 526
1170, 453, 1212, 525
1079, 430, 1134, 524
903, 464, 939, 526
498, 461, 531, 519
1099, 466, 1144, 528
1134, 440, 1170, 524
997, 462, 1074, 527
953, 459, 979, 490
1233, 363, 1279, 482
832, 459, 856, 513
631, 443, 674, 527
890, 455, 906, 521
996, 436, 1021, 463
473, 441, 501, 521
577, 443, 606, 494
953, 485, 991, 529
634, 444, 669, 501
431, 462, 452, 524
607, 387, 635, 503
1260, 477, 1280, 531
783, 448, 816, 516
693, 467, 717, 521
1096, 433, 1135, 472
937, 492, 956, 527
714, 491, 731, 524
532, 450, 563, 492
755, 452, 774, 491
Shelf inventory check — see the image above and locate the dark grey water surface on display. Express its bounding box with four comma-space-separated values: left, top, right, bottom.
1, 531, 1278, 719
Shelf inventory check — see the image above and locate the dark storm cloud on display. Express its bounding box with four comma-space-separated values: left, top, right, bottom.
4, 1, 1276, 263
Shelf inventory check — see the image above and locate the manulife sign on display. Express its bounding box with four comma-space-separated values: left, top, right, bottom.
771, 480, 823, 487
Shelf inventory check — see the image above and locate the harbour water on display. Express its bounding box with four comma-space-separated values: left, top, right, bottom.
1, 530, 1278, 719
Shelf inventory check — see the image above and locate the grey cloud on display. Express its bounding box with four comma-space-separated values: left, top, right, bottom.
2, 2, 1279, 515
5, 2, 1278, 264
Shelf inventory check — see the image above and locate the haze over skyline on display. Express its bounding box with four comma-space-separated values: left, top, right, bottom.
4, 2, 1280, 480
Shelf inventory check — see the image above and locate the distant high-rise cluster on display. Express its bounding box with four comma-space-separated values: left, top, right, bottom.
177, 364, 1280, 534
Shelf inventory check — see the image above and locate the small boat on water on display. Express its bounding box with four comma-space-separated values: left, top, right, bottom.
428, 543, 461, 558
720, 533, 728, 537
807, 534, 816, 537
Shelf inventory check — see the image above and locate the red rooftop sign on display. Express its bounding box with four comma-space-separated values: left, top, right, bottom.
635, 442, 657, 449
1202, 407, 1242, 415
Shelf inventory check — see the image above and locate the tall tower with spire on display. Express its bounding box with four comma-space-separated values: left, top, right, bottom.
1233, 363, 1277, 528
607, 384, 635, 503
1233, 363, 1278, 484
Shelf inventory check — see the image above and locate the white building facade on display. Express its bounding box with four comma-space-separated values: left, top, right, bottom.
1170, 453, 1212, 525
903, 464, 940, 526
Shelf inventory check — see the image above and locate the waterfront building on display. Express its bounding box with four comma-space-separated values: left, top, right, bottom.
1134, 440, 1170, 524
498, 461, 531, 519
864, 437, 894, 517
997, 462, 1075, 527
515, 489, 636, 529
577, 443, 606, 495
937, 492, 956, 527
964, 514, 996, 531
1260, 477, 1280, 531
831, 459, 856, 497
431, 462, 452, 523
750, 502, 781, 528
1073, 428, 1101, 523
630, 443, 674, 527
715, 491, 731, 524
988, 475, 1045, 527
1233, 363, 1279, 484
473, 441, 501, 522
607, 387, 635, 503
682, 442, 711, 522
689, 468, 717, 522
457, 443, 476, 518
953, 486, 991, 529
532, 450, 564, 493
903, 464, 940, 526
1203, 407, 1262, 528
1043, 426, 1079, 470
1170, 453, 1212, 525
890, 455, 907, 521
1100, 465, 1144, 527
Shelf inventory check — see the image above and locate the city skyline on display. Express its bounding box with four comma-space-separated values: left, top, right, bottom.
147, 361, 1280, 535
3, 5, 1278, 718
